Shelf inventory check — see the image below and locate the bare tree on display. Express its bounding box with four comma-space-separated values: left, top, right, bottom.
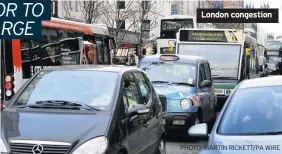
62, 1, 73, 20
102, 0, 137, 41
62, 0, 104, 24
131, 0, 164, 60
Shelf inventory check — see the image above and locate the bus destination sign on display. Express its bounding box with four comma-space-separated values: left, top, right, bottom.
179, 30, 242, 43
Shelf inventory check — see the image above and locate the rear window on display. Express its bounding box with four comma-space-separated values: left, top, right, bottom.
218, 86, 282, 135
13, 70, 119, 110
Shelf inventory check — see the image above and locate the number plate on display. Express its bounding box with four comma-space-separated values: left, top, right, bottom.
215, 89, 225, 95
173, 120, 185, 125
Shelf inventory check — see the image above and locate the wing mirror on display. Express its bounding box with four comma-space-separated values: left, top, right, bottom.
200, 80, 212, 88
188, 123, 208, 137
128, 104, 150, 116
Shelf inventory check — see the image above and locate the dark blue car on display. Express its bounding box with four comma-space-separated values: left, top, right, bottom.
138, 54, 217, 134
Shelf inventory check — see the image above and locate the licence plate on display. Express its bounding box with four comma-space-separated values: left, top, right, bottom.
173, 120, 185, 125
215, 89, 224, 95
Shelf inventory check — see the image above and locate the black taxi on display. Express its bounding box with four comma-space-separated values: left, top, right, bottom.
138, 54, 217, 134
0, 65, 165, 154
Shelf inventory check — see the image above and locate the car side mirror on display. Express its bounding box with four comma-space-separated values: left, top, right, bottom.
188, 123, 208, 137
128, 104, 150, 116
200, 80, 212, 88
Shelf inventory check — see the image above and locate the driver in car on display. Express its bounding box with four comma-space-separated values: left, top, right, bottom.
123, 80, 137, 108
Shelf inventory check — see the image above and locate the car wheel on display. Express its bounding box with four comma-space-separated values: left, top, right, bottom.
155, 137, 166, 154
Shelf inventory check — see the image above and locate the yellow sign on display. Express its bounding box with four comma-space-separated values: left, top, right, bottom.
168, 46, 173, 52
245, 48, 251, 56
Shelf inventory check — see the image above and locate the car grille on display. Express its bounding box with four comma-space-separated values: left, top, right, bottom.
158, 95, 167, 111
10, 142, 71, 154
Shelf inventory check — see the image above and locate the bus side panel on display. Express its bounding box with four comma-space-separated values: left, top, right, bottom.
12, 39, 23, 92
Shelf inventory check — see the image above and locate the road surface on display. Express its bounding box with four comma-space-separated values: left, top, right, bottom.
166, 133, 208, 154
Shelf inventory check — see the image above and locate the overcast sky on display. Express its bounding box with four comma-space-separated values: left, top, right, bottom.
246, 0, 281, 34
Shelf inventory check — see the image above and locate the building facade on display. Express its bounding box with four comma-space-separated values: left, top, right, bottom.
51, 0, 219, 41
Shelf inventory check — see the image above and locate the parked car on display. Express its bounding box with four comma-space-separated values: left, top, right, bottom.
0, 65, 166, 154
189, 76, 282, 154
138, 54, 217, 135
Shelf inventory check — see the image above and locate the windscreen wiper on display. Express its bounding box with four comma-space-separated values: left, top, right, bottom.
17, 100, 100, 111
170, 82, 194, 87
151, 81, 170, 84
253, 131, 282, 135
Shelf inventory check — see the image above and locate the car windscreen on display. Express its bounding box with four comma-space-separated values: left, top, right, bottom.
13, 70, 119, 111
139, 62, 196, 85
178, 44, 240, 79
217, 85, 282, 135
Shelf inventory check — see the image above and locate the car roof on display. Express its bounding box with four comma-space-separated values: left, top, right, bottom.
140, 54, 207, 64
42, 65, 142, 74
238, 76, 282, 89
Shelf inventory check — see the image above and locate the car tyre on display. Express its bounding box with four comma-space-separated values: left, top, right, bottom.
155, 137, 166, 154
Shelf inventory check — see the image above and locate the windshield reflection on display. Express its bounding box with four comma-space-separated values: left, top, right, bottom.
139, 62, 196, 85
14, 71, 118, 110
218, 86, 282, 135
178, 44, 240, 78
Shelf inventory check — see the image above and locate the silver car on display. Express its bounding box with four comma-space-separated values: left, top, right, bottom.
188, 76, 282, 154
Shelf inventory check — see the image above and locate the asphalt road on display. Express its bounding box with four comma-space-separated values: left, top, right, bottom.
166, 133, 208, 154
166, 112, 220, 154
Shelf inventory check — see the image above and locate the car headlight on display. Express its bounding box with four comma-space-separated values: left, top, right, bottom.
72, 136, 107, 154
180, 98, 192, 109
0, 138, 7, 153
225, 89, 232, 95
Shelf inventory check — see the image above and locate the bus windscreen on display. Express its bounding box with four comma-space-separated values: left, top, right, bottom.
265, 41, 282, 50
178, 44, 241, 79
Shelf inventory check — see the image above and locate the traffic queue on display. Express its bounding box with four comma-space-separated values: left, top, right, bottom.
1, 53, 282, 154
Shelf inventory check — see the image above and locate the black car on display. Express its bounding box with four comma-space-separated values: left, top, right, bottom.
0, 65, 165, 154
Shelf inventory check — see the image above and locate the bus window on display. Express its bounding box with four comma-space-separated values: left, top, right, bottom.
21, 40, 32, 79
160, 19, 194, 39
41, 28, 58, 44
58, 38, 81, 65
103, 38, 109, 64
58, 30, 83, 40
96, 37, 104, 64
